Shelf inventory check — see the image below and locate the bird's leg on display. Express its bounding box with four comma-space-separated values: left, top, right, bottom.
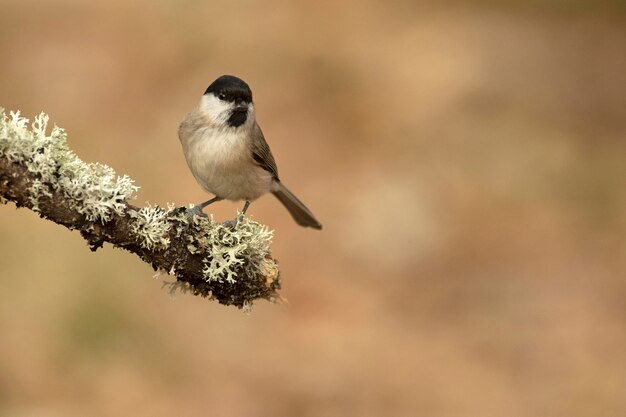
223, 200, 251, 228
186, 196, 223, 217
240, 200, 251, 216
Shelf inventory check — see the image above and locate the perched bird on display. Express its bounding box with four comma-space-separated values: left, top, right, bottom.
178, 75, 322, 229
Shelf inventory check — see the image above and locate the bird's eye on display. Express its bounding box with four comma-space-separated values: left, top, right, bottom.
218, 92, 227, 100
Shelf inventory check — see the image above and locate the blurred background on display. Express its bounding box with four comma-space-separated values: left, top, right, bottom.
1, 0, 625, 416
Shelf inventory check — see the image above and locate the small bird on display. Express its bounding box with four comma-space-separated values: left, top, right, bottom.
178, 75, 322, 229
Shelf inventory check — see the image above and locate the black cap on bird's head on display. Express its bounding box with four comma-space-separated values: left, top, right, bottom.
204, 75, 253, 104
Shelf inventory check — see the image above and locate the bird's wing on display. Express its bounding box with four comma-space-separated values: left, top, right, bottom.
250, 122, 279, 180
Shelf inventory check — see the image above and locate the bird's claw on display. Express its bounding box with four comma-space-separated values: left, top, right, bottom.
186, 205, 208, 218
223, 214, 244, 229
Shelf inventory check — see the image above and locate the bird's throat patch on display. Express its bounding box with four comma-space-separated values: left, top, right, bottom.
228, 111, 247, 127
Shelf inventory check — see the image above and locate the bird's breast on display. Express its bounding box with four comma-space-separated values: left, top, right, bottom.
181, 126, 272, 201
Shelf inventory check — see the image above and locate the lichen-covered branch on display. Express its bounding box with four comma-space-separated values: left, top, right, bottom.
0, 108, 280, 309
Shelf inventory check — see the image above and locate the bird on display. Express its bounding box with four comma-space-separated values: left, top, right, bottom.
178, 75, 322, 230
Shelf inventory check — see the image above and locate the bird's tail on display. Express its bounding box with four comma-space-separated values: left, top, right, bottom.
272, 181, 322, 230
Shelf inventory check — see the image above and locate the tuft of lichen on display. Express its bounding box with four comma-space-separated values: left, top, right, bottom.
0, 108, 138, 221
163, 211, 276, 286
200, 217, 276, 284
129, 204, 171, 250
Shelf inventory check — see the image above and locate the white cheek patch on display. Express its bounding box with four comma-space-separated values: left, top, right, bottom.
247, 104, 255, 124
199, 94, 232, 125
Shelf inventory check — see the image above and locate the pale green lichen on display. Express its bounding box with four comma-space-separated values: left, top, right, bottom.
129, 204, 171, 250
201, 216, 275, 284
163, 209, 276, 286
187, 243, 199, 254
28, 179, 52, 211
0, 109, 138, 221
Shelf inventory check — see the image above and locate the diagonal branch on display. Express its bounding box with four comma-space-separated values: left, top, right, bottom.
0, 108, 281, 309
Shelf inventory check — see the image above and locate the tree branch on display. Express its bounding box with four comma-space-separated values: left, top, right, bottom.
0, 108, 281, 309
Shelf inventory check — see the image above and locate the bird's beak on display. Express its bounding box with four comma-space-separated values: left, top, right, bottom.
234, 103, 248, 113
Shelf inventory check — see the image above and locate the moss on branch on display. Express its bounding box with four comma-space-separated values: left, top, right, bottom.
0, 108, 281, 309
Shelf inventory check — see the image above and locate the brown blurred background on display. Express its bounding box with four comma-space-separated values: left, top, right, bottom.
1, 0, 626, 416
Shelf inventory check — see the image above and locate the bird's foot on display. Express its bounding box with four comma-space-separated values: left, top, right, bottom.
223, 214, 244, 229
186, 205, 208, 218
